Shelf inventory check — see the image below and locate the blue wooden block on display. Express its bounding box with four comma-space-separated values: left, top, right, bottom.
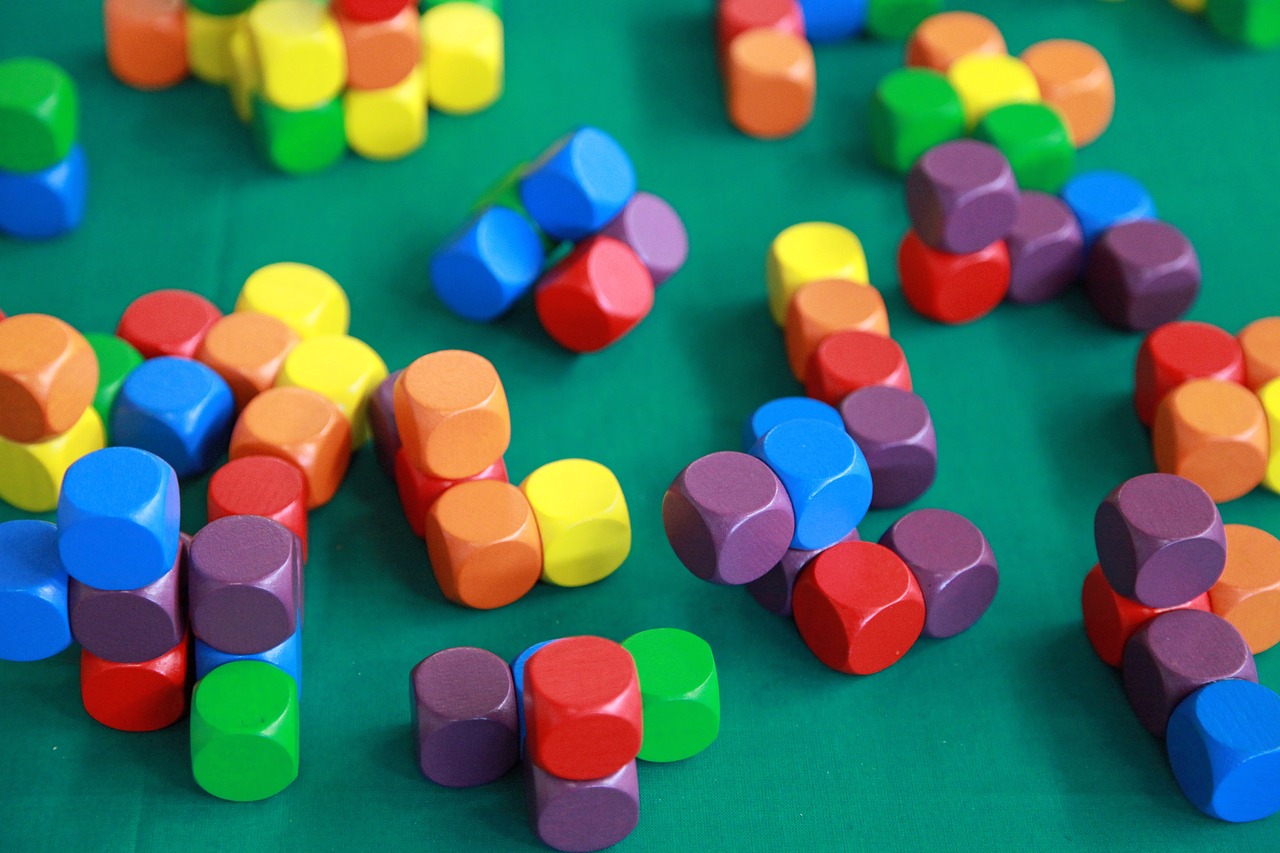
57, 447, 181, 591
1167, 679, 1280, 823
742, 396, 843, 452
798, 0, 869, 42
1060, 171, 1156, 248
518, 127, 636, 241
194, 625, 302, 698
430, 206, 546, 322
0, 143, 87, 240
512, 638, 560, 749
749, 418, 872, 550
0, 520, 72, 661
110, 356, 235, 479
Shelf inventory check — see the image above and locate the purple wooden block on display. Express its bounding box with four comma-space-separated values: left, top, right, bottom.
188, 515, 299, 655
747, 528, 859, 617
599, 191, 688, 286
1122, 609, 1257, 738
662, 451, 795, 585
1085, 219, 1201, 331
525, 759, 640, 853
905, 139, 1020, 254
879, 508, 998, 638
68, 543, 186, 663
411, 646, 519, 788
1005, 191, 1083, 305
1094, 473, 1225, 609
370, 368, 403, 480
838, 386, 937, 509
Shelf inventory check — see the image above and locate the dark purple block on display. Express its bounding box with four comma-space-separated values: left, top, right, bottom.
1005, 191, 1083, 305
1094, 473, 1225, 609
68, 544, 186, 663
838, 386, 937, 509
412, 646, 519, 788
747, 528, 859, 617
370, 368, 403, 480
879, 508, 998, 638
905, 139, 1020, 254
1085, 219, 1201, 331
599, 191, 688, 286
188, 515, 300, 655
525, 759, 640, 853
662, 451, 795, 585
1122, 609, 1256, 738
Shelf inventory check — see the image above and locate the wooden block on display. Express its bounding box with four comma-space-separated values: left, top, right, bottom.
797, 0, 867, 42
69, 546, 184, 663
196, 311, 300, 410
80, 636, 188, 731
431, 206, 545, 322
370, 369, 402, 479
746, 528, 859, 617
0, 144, 88, 240
521, 460, 631, 587
897, 230, 1010, 324
0, 406, 104, 513
525, 760, 640, 853
252, 95, 347, 175
395, 449, 506, 538
424, 480, 541, 609
185, 7, 240, 84
236, 262, 350, 340
869, 67, 966, 174
191, 660, 300, 801
57, 447, 181, 591
194, 625, 302, 697
1086, 219, 1200, 332
1153, 378, 1268, 503
247, 0, 347, 110
421, 2, 503, 114
1020, 39, 1114, 147
1260, 378, 1280, 493
104, 0, 189, 90
748, 418, 871, 550
905, 11, 1005, 73
1060, 170, 1156, 248
1004, 191, 1083, 305
83, 333, 143, 431
393, 350, 509, 479
1134, 321, 1244, 428
792, 541, 925, 674
343, 69, 426, 160
1081, 564, 1210, 668
766, 222, 869, 325
229, 386, 352, 508
621, 627, 720, 762
0, 58, 77, 174
946, 54, 1039, 130
599, 192, 688, 286
336, 3, 419, 90
535, 236, 655, 353
785, 280, 889, 381
276, 334, 388, 447
525, 636, 643, 780
715, 0, 805, 56
1206, 0, 1280, 48
1207, 525, 1280, 654
839, 385, 936, 508
880, 508, 997, 637
724, 28, 815, 140
518, 127, 636, 241
662, 451, 794, 585
0, 520, 72, 662
906, 139, 1019, 254
866, 0, 943, 40
973, 102, 1075, 193
335, 0, 415, 22
742, 397, 843, 450
116, 289, 223, 360
207, 455, 309, 559
804, 329, 912, 406
1094, 472, 1226, 608
1238, 317, 1280, 390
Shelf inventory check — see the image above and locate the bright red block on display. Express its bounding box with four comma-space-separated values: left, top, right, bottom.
80, 635, 189, 732
897, 230, 1010, 325
804, 329, 912, 406
716, 0, 805, 56
535, 236, 655, 354
1081, 564, 1211, 668
333, 0, 413, 22
1134, 321, 1245, 428
207, 455, 309, 560
116, 289, 223, 359
394, 449, 508, 538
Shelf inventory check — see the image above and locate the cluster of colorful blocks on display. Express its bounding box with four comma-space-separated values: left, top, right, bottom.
412, 629, 719, 852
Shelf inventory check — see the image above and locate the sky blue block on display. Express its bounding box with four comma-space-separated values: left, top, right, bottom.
0, 143, 87, 240
1167, 679, 1280, 823
749, 418, 873, 551
1060, 170, 1156, 248
512, 638, 561, 750
110, 356, 235, 479
0, 520, 72, 662
798, 0, 869, 42
518, 127, 636, 241
57, 447, 181, 591
430, 206, 546, 322
742, 397, 844, 452
195, 626, 302, 699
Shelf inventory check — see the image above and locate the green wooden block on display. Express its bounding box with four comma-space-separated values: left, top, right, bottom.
869, 68, 966, 174
83, 333, 143, 436
424, 0, 501, 15
1206, 0, 1280, 47
191, 661, 300, 802
974, 102, 1076, 193
622, 628, 720, 763
187, 0, 259, 14
0, 58, 78, 174
252, 96, 347, 176
866, 0, 944, 41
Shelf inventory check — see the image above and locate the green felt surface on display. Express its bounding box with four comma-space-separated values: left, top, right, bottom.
2, 1, 1280, 850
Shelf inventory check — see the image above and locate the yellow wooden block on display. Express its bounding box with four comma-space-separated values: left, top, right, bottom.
187, 8, 241, 85
247, 0, 347, 111
1258, 378, 1280, 493
276, 334, 387, 447
1169, 0, 1205, 12
520, 459, 630, 587
947, 54, 1041, 129
236, 262, 350, 341
421, 2, 503, 115
343, 71, 426, 161
766, 222, 868, 326
228, 23, 260, 123
0, 407, 104, 513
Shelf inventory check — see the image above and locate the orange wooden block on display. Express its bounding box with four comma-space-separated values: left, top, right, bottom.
804, 330, 912, 406
724, 29, 815, 140
0, 314, 98, 444
335, 3, 419, 91
1153, 378, 1269, 503
1238, 316, 1280, 391
196, 311, 300, 411
784, 279, 890, 382
229, 386, 351, 508
1020, 39, 1114, 147
905, 11, 1006, 73
104, 0, 189, 90
393, 351, 510, 480
80, 636, 188, 732
1210, 524, 1280, 654
1081, 564, 1210, 668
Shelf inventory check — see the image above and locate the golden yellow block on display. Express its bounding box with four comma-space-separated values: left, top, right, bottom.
236, 262, 350, 341
521, 459, 631, 588
766, 222, 868, 325
344, 70, 427, 161
947, 53, 1041, 129
276, 334, 388, 447
187, 8, 241, 85
247, 0, 347, 110
0, 407, 105, 513
1257, 378, 1280, 493
421, 2, 503, 115
227, 23, 260, 123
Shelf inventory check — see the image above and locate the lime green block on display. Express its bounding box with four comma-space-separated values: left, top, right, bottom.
1206, 0, 1280, 47
252, 96, 347, 176
869, 68, 966, 175
83, 333, 142, 433
191, 661, 300, 802
866, 0, 944, 40
974, 102, 1076, 193
424, 0, 502, 15
622, 628, 720, 763
188, 0, 259, 14
0, 58, 78, 174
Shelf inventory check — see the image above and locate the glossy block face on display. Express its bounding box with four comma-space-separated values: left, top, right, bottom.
0, 314, 97, 444
518, 127, 636, 242
0, 144, 88, 240
431, 206, 544, 322
725, 28, 816, 140
116, 289, 222, 360
0, 57, 78, 173
0, 520, 72, 662
246, 0, 347, 110
0, 406, 104, 513
869, 67, 966, 174
277, 334, 388, 447
1153, 379, 1267, 504
534, 236, 654, 353
905, 11, 1006, 73
421, 2, 503, 115
236, 263, 350, 340
621, 628, 720, 762
521, 460, 631, 588
1020, 39, 1114, 147
229, 386, 352, 508
343, 71, 427, 161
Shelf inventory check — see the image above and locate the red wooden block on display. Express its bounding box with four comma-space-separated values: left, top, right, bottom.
117, 289, 223, 359
394, 449, 508, 539
333, 0, 413, 22
804, 329, 912, 406
524, 636, 644, 781
897, 230, 1010, 324
1081, 564, 1210, 668
716, 0, 805, 56
1133, 321, 1245, 428
535, 236, 655, 353
80, 634, 189, 732
207, 455, 309, 560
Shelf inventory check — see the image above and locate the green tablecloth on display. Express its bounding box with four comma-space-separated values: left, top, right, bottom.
3, 1, 1280, 849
